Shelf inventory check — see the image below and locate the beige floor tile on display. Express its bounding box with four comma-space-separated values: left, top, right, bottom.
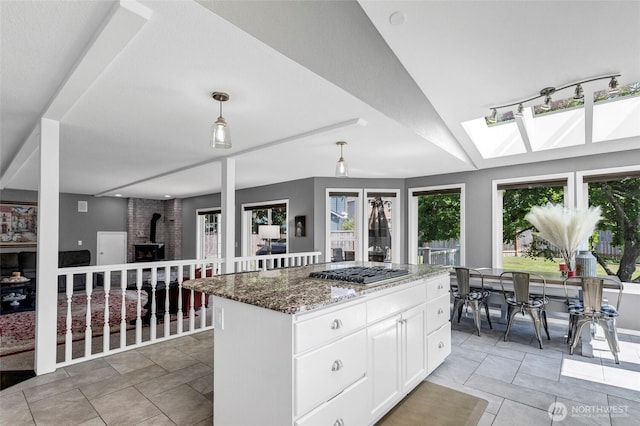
135, 362, 212, 397
23, 366, 118, 403
76, 417, 107, 426
103, 350, 156, 374
492, 399, 551, 426
430, 353, 480, 385
466, 373, 555, 411
474, 353, 522, 383
148, 384, 212, 426
91, 387, 161, 425
0, 391, 35, 425
64, 358, 111, 376
460, 339, 526, 361
136, 346, 198, 372
29, 388, 98, 426
132, 413, 176, 425
0, 368, 69, 397
81, 364, 167, 400
187, 374, 213, 395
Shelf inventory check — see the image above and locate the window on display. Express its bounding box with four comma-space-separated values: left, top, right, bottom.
241, 201, 288, 257
492, 174, 572, 269
409, 184, 464, 266
326, 190, 362, 262
578, 166, 640, 282
196, 209, 221, 260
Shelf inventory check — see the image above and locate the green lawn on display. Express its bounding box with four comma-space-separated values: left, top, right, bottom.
502, 256, 614, 276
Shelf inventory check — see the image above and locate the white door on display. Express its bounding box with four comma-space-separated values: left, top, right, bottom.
401, 303, 427, 392
97, 232, 127, 265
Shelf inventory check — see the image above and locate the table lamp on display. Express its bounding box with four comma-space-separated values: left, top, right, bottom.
258, 225, 280, 255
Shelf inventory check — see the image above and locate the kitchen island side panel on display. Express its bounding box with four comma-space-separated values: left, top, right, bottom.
213, 296, 294, 425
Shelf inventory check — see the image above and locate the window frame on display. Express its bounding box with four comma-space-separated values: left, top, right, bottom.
240, 199, 289, 257
195, 207, 221, 260
364, 188, 401, 263
325, 188, 364, 262
492, 172, 573, 268
408, 183, 465, 266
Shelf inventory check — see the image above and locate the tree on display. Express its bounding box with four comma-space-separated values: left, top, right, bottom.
502, 187, 564, 256
589, 178, 640, 282
417, 194, 460, 245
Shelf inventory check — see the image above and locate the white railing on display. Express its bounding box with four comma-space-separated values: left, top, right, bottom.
50, 252, 321, 369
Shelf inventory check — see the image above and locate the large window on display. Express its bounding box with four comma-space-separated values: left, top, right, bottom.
196, 209, 221, 260
578, 166, 640, 282
241, 201, 288, 257
409, 185, 463, 266
326, 190, 362, 262
492, 174, 572, 270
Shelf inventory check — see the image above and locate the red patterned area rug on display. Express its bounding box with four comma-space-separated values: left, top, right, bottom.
0, 289, 147, 357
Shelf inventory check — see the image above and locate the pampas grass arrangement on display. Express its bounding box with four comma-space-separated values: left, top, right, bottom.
525, 203, 602, 271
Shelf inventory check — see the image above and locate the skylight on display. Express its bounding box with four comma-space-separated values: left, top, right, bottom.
465, 81, 640, 159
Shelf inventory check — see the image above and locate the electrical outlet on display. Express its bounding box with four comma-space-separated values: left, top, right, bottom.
215, 307, 224, 330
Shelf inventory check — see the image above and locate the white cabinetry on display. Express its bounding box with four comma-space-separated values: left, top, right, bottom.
213, 272, 450, 426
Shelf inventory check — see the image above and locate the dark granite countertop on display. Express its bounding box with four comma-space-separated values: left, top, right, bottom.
182, 262, 449, 314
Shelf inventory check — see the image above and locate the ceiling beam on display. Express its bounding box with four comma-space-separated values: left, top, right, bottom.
1, 1, 151, 190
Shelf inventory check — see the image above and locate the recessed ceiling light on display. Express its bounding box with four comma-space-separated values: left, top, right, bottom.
114, 194, 123, 197
164, 195, 171, 198
389, 11, 406, 26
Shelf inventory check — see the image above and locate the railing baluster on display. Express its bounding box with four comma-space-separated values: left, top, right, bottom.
84, 273, 93, 357
164, 266, 171, 337
103, 271, 111, 354
120, 273, 127, 349
177, 265, 184, 334
64, 273, 73, 362
150, 267, 157, 341
135, 268, 142, 344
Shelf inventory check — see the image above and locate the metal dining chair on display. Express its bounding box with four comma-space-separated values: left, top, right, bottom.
500, 271, 550, 349
451, 267, 492, 336
564, 276, 623, 364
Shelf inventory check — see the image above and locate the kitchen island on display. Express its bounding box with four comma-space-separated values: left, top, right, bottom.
183, 262, 451, 425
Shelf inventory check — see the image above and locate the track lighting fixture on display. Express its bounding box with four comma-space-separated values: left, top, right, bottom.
487, 73, 621, 123
211, 91, 231, 148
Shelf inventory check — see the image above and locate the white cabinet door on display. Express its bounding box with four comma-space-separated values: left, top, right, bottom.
401, 303, 427, 393
368, 315, 401, 420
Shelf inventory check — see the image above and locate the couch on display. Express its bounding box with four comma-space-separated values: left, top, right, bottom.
0, 250, 93, 292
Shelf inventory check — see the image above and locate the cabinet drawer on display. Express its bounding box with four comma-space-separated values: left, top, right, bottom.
426, 275, 450, 301
426, 293, 450, 334
295, 377, 370, 426
368, 283, 425, 324
295, 303, 366, 353
427, 322, 451, 374
295, 330, 367, 417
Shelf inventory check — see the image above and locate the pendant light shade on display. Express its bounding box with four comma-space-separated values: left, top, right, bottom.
211, 92, 231, 149
335, 141, 349, 178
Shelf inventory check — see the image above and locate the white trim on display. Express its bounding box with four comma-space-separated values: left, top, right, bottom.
492, 172, 574, 268
240, 199, 289, 257
325, 188, 363, 261
576, 164, 640, 208
407, 184, 465, 266
364, 188, 401, 263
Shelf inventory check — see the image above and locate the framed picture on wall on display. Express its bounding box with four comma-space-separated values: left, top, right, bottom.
294, 215, 306, 237
0, 201, 38, 247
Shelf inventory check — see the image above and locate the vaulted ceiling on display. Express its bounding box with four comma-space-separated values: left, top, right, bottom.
2, 1, 639, 199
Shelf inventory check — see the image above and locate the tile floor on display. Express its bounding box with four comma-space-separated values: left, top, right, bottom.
1, 312, 639, 425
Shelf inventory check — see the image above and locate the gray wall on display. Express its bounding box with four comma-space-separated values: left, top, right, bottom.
406, 149, 640, 268
0, 189, 128, 264
181, 178, 315, 258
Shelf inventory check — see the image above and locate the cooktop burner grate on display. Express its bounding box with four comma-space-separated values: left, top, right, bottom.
309, 266, 409, 284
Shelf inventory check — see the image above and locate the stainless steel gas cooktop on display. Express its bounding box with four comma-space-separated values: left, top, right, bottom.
309, 266, 409, 285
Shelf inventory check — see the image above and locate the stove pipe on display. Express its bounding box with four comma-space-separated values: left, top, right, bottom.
150, 213, 161, 243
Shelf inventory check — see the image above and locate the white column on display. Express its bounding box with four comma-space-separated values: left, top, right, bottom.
35, 118, 60, 375
221, 158, 236, 274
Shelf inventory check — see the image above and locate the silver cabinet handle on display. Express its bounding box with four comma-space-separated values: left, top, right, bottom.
331, 319, 343, 330
438, 341, 445, 349
334, 419, 345, 426
437, 284, 443, 289
331, 359, 344, 371
437, 308, 444, 314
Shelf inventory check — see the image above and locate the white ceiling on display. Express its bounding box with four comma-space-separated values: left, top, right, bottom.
2, 1, 639, 200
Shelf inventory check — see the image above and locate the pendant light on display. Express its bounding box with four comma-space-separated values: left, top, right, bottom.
335, 141, 349, 178
211, 92, 231, 149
